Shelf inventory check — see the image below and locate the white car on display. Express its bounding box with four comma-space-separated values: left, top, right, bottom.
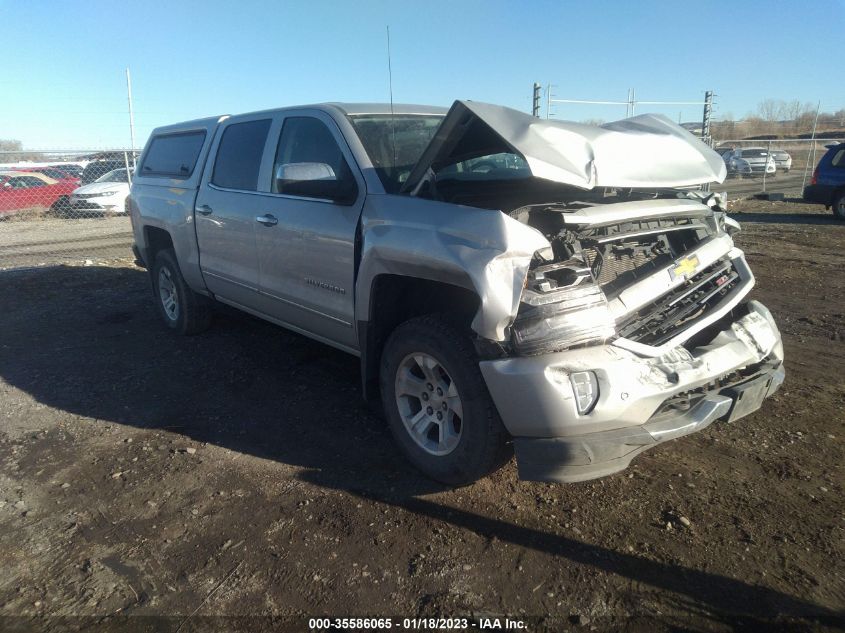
724, 148, 777, 177
70, 168, 132, 214
769, 149, 792, 172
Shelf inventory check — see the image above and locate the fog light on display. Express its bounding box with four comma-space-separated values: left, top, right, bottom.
570, 371, 599, 415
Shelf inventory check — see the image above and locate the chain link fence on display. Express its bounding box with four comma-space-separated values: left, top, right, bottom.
712, 138, 839, 199
0, 150, 138, 270
1, 138, 840, 271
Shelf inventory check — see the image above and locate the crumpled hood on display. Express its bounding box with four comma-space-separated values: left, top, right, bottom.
402, 100, 726, 193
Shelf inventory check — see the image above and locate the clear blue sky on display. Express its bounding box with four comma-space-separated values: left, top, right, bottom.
1, 0, 842, 149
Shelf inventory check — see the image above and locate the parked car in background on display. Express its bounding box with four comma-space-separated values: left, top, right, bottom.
14, 166, 81, 184
0, 171, 76, 216
723, 147, 777, 177
81, 158, 131, 184
48, 163, 84, 180
803, 142, 845, 219
769, 149, 792, 172
70, 168, 132, 214
714, 146, 734, 158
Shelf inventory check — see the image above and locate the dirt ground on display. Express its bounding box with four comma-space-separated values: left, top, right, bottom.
0, 199, 842, 632
0, 215, 133, 271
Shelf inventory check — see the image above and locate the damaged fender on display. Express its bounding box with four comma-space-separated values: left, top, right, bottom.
356, 194, 549, 341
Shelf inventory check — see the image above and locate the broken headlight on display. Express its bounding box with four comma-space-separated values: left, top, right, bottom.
511, 280, 616, 355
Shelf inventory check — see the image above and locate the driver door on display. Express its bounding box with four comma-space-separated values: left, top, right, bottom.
251, 110, 365, 351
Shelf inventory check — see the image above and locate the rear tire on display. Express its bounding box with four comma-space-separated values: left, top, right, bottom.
151, 249, 212, 335
833, 191, 845, 220
380, 314, 510, 486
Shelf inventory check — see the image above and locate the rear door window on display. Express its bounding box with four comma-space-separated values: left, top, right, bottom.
211, 119, 272, 191
140, 131, 206, 178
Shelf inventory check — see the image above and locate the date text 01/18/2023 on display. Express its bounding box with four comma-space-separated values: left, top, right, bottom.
308, 617, 528, 630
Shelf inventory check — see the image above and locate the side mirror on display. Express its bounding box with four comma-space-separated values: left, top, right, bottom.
274, 163, 356, 204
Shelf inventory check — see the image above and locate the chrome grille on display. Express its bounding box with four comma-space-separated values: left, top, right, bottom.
579, 216, 707, 295
583, 246, 672, 288
617, 257, 740, 346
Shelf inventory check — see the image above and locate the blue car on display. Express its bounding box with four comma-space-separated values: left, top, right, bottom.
803, 142, 845, 219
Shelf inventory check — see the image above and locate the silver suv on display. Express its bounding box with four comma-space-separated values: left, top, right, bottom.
129, 100, 784, 485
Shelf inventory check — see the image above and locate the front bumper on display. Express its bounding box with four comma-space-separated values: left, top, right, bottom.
480, 301, 784, 483
735, 164, 775, 175
70, 196, 124, 213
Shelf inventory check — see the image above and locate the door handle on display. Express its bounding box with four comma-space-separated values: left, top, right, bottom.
255, 214, 278, 226
196, 204, 213, 216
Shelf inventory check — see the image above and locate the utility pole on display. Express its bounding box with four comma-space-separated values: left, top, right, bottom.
532, 83, 542, 117
802, 101, 822, 190
701, 90, 714, 145
126, 68, 136, 162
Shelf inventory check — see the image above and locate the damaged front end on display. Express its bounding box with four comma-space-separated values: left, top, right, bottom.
507, 196, 747, 357
392, 100, 784, 482
480, 193, 784, 483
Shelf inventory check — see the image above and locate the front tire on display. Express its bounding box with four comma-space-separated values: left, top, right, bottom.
151, 249, 212, 335
380, 314, 510, 485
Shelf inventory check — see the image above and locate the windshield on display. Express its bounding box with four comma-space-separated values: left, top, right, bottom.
439, 152, 530, 180
95, 168, 131, 183
348, 114, 443, 193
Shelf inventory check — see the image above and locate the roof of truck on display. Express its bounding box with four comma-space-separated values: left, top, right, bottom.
327, 103, 448, 116
150, 104, 449, 135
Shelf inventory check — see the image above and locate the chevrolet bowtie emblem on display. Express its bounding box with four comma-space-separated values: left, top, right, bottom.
669, 255, 700, 280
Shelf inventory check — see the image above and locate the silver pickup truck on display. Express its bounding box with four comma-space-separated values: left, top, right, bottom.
129, 100, 784, 485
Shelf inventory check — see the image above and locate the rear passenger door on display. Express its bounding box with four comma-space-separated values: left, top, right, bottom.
252, 111, 365, 351
195, 115, 274, 307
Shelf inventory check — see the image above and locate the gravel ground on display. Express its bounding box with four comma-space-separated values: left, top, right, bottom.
0, 199, 842, 632
0, 215, 133, 271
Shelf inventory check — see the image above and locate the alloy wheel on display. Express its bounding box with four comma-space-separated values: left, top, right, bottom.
394, 352, 463, 456
158, 267, 179, 321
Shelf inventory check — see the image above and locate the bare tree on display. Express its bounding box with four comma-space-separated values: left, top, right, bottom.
757, 99, 781, 123
0, 140, 44, 163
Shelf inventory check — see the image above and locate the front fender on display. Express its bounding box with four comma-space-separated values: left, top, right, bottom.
356, 195, 549, 341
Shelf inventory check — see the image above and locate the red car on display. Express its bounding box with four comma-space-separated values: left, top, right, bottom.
13, 166, 81, 185
0, 172, 77, 216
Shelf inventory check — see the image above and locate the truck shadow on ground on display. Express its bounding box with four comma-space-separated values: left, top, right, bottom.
0, 265, 841, 629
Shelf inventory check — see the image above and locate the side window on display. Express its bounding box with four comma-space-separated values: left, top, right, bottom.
211, 119, 272, 191
831, 149, 845, 168
11, 177, 44, 188
272, 117, 357, 203
140, 131, 206, 178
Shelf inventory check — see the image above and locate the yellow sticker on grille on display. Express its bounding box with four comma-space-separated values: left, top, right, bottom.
670, 254, 700, 280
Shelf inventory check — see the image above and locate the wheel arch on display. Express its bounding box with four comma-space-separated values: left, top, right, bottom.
359, 274, 481, 402
143, 225, 174, 265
